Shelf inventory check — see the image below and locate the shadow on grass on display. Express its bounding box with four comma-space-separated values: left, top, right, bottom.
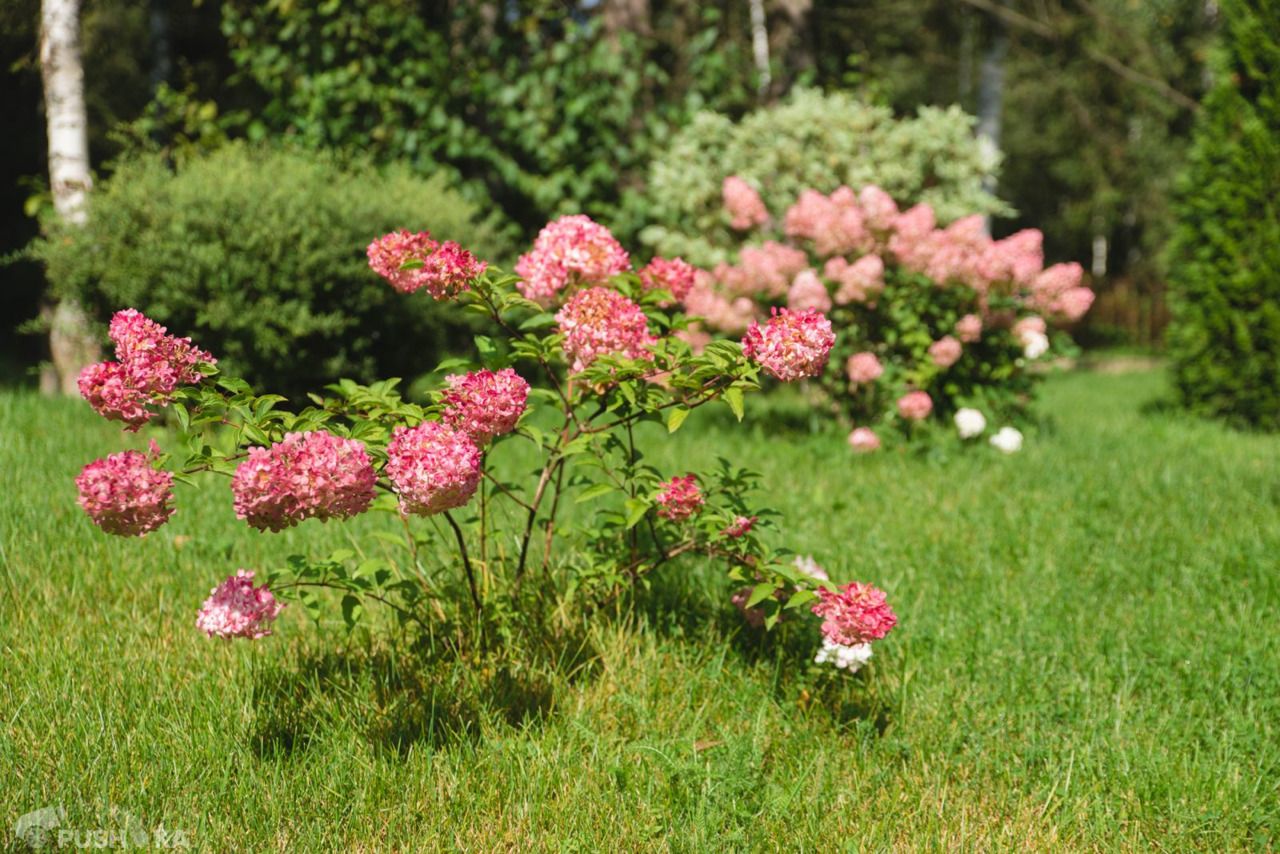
249, 563, 894, 757
249, 635, 586, 758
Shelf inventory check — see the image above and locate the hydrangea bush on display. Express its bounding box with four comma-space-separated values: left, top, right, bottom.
671, 180, 1095, 449
74, 218, 897, 677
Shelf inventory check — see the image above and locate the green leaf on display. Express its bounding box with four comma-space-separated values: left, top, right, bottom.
519, 312, 557, 331
666, 407, 691, 433
745, 582, 777, 609
341, 594, 363, 629
624, 498, 650, 529
574, 482, 616, 503
724, 387, 745, 421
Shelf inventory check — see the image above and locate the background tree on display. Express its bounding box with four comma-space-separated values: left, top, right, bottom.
1166, 0, 1280, 429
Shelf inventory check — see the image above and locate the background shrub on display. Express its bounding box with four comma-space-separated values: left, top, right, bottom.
1166, 0, 1280, 430
638, 89, 1010, 267
32, 144, 511, 399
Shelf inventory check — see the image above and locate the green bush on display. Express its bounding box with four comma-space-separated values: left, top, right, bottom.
1166, 0, 1280, 429
32, 144, 510, 399
638, 89, 1011, 266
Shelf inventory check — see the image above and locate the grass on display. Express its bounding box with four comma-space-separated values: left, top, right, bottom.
2, 368, 1278, 850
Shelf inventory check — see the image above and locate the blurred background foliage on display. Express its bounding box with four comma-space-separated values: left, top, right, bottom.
2, 0, 1219, 381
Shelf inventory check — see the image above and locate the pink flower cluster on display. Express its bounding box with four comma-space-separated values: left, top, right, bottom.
1030, 262, 1094, 321
955, 313, 983, 343
826, 254, 885, 305
741, 308, 835, 382
714, 242, 809, 300
848, 427, 881, 452
555, 287, 656, 373
723, 176, 770, 230
78, 309, 215, 430
682, 278, 758, 335
787, 269, 832, 313
196, 570, 284, 640
385, 421, 482, 516
655, 474, 704, 521
639, 257, 697, 302
441, 368, 530, 446
366, 229, 487, 298
928, 335, 963, 369
897, 390, 933, 421
722, 515, 757, 538
811, 581, 898, 646
846, 352, 883, 385
232, 431, 377, 532
76, 444, 175, 536
515, 215, 631, 301
785, 187, 875, 257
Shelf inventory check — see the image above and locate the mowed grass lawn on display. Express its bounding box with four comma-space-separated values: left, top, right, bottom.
2, 368, 1277, 850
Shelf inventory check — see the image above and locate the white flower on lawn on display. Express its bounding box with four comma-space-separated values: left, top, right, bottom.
990, 426, 1024, 454
954, 407, 987, 439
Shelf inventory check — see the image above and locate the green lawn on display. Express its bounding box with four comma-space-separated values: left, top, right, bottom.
2, 369, 1277, 850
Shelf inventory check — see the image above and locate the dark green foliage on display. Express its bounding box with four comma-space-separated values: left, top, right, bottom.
1167, 0, 1280, 428
218, 1, 755, 238
30, 144, 511, 399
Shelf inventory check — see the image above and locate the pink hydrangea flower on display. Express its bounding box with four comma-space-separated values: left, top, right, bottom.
515, 215, 631, 301
784, 187, 870, 257
787, 269, 832, 313
859, 185, 900, 232
978, 228, 1044, 287
955, 313, 983, 343
385, 421, 482, 516
77, 361, 152, 429
79, 309, 216, 430
928, 335, 963, 369
75, 444, 175, 537
846, 352, 884, 385
716, 242, 810, 299
723, 176, 770, 230
723, 515, 757, 538
196, 570, 284, 640
232, 431, 377, 532
639, 256, 697, 302
741, 308, 835, 382
827, 254, 885, 305
847, 427, 881, 453
655, 474, 704, 521
1050, 287, 1096, 323
811, 581, 897, 646
888, 203, 937, 262
1014, 315, 1048, 338
555, 286, 656, 373
367, 230, 487, 298
897, 390, 934, 421
440, 368, 530, 446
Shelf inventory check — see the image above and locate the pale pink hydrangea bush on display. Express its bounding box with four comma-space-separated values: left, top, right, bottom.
74, 217, 894, 679
676, 178, 1096, 447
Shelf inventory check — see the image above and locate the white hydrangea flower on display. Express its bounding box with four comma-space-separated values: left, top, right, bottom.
793, 554, 829, 582
814, 639, 874, 672
954, 407, 987, 439
989, 426, 1024, 454
1022, 330, 1050, 360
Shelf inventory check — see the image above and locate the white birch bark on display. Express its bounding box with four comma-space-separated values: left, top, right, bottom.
40, 0, 100, 395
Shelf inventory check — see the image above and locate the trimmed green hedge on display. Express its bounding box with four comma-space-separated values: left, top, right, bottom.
33, 144, 511, 399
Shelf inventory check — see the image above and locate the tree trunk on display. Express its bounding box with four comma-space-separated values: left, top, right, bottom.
748, 0, 771, 98
977, 12, 1008, 235
39, 0, 100, 394
602, 0, 651, 38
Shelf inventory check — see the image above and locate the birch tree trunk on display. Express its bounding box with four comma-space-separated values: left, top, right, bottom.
976, 13, 1008, 236
748, 0, 771, 97
39, 0, 99, 395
